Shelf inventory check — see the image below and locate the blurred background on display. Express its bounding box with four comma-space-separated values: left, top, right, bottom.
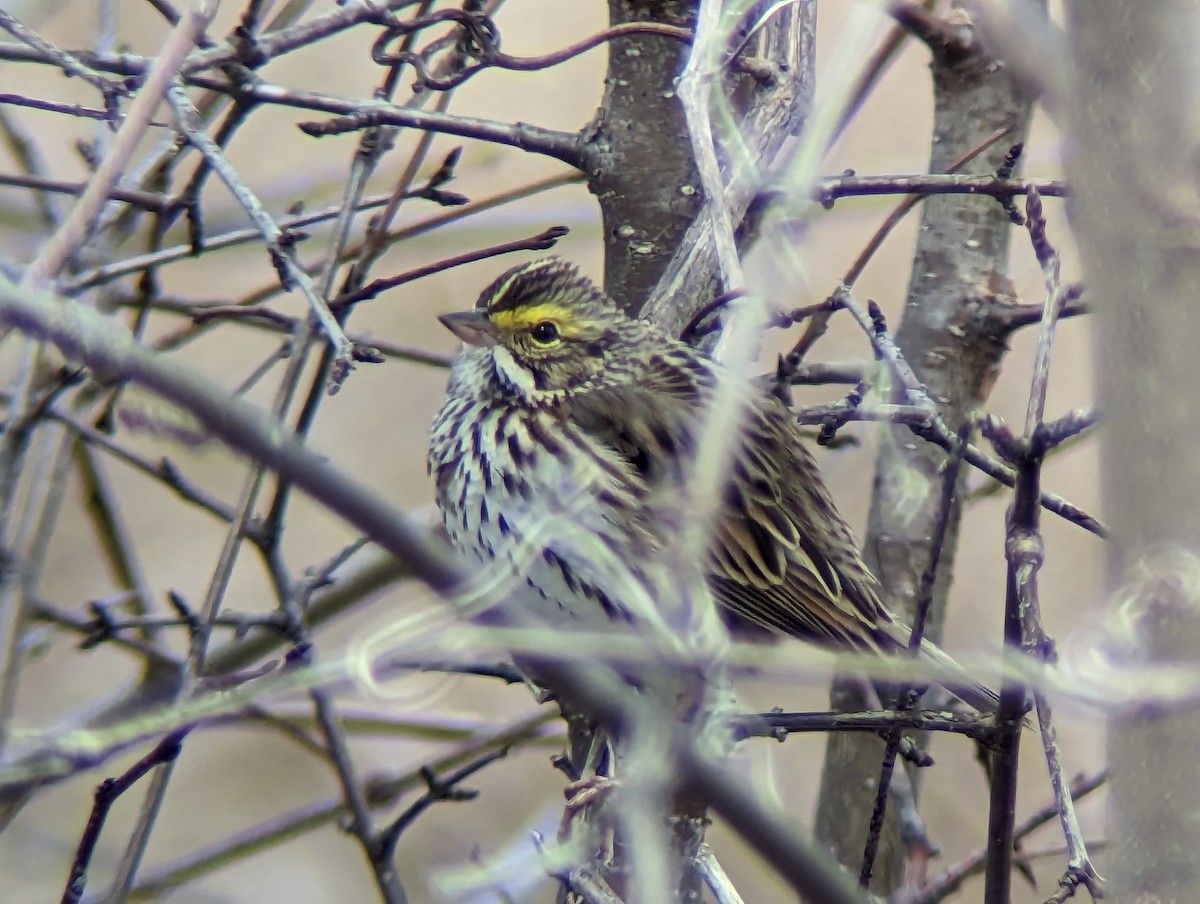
0, 1, 1102, 901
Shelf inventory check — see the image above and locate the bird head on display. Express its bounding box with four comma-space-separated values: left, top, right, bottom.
439, 258, 650, 402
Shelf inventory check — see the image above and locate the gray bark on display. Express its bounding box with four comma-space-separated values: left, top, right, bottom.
587, 0, 702, 312
1064, 2, 1200, 899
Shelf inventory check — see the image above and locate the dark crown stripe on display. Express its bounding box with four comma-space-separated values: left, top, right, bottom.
477, 257, 598, 314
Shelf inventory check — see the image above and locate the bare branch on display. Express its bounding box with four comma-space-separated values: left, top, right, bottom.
165, 83, 355, 391
815, 173, 1065, 205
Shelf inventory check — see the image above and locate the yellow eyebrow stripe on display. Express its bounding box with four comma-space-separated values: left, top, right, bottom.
489, 304, 588, 338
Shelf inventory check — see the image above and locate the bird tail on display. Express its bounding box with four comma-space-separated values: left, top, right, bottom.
916, 638, 1001, 715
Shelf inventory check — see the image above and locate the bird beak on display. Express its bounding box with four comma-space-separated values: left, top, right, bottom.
438, 311, 498, 347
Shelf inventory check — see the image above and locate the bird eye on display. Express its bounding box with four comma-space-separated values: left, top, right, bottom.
529, 321, 560, 345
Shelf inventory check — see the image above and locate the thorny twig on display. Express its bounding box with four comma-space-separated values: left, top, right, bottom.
821, 284, 1103, 537
981, 189, 1101, 903
284, 80, 583, 166
908, 771, 1108, 904
743, 709, 998, 744
859, 422, 970, 887
815, 173, 1065, 205
165, 83, 356, 391
45, 407, 245, 530
375, 749, 508, 860
128, 711, 556, 896
60, 731, 187, 904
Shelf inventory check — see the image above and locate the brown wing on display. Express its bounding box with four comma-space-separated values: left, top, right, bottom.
710, 397, 895, 650
567, 350, 896, 652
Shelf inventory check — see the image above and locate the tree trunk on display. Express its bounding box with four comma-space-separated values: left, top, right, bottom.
588, 0, 701, 313
1064, 2, 1200, 899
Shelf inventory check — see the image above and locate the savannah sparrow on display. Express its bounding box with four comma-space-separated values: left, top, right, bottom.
428, 257, 998, 712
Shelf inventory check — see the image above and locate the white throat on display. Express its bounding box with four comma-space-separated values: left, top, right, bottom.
490, 346, 566, 404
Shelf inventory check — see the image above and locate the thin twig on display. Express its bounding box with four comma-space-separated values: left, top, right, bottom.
742, 709, 997, 743
376, 748, 509, 859
982, 189, 1101, 904
911, 770, 1108, 904
73, 442, 158, 639
815, 173, 1065, 205
333, 226, 570, 308
787, 127, 1013, 363
60, 731, 187, 904
19, 7, 213, 290
859, 421, 970, 887
260, 81, 584, 167
698, 844, 746, 904
0, 109, 63, 228
0, 93, 117, 122
30, 598, 177, 664
377, 17, 692, 90
311, 689, 408, 903
0, 171, 174, 215
60, 175, 480, 293
828, 284, 1104, 536
129, 711, 555, 897
165, 83, 356, 391
46, 407, 244, 529
0, 9, 128, 116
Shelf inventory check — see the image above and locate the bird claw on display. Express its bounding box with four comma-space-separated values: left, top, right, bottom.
558, 775, 619, 840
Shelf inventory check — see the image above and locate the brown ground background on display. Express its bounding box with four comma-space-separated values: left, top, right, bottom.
0, 2, 1104, 901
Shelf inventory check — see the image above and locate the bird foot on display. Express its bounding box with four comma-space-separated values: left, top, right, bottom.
558, 775, 619, 840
